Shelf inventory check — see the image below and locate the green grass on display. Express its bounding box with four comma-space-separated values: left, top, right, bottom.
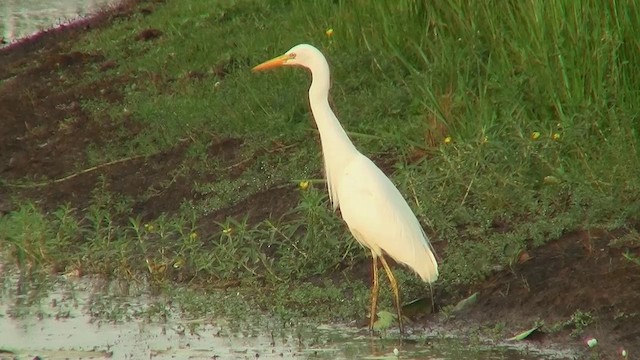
2, 0, 640, 323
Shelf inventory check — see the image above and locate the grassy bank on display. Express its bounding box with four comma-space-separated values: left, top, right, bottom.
1, 0, 639, 322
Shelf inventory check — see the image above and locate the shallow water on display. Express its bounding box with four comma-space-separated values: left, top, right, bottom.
0, 0, 121, 44
0, 271, 573, 360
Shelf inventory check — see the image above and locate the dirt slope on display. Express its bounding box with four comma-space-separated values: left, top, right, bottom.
0, 3, 638, 359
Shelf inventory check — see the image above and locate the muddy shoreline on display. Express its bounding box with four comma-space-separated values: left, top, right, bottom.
1, 2, 638, 359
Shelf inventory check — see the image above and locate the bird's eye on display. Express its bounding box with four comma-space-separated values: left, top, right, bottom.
288, 53, 296, 59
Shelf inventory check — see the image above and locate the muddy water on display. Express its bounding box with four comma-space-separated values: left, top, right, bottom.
0, 272, 572, 360
0, 0, 121, 44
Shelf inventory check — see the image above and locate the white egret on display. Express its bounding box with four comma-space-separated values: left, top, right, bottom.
252, 44, 438, 333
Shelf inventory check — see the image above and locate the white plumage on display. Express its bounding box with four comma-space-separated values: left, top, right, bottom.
338, 153, 438, 282
253, 44, 438, 332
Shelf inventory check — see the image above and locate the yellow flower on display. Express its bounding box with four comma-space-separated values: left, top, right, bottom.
325, 28, 334, 38
552, 133, 561, 141
144, 223, 154, 232
531, 131, 541, 140
444, 136, 452, 144
189, 232, 198, 240
223, 227, 232, 235
299, 180, 310, 190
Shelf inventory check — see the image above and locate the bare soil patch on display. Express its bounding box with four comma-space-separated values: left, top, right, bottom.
449, 228, 640, 359
0, 3, 638, 359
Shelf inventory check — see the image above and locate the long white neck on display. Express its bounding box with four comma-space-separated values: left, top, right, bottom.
307, 55, 358, 210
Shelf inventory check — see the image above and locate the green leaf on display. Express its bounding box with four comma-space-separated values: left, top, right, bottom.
373, 310, 396, 331
451, 292, 478, 313
507, 325, 543, 341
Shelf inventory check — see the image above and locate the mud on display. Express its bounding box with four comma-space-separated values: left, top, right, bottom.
0, 272, 569, 360
0, 2, 638, 359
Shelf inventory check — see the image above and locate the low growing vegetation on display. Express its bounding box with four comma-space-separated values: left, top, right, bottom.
1, 0, 639, 325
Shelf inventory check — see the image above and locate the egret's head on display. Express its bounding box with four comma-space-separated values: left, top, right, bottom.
252, 44, 323, 72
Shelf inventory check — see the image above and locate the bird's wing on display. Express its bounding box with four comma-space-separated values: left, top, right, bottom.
337, 154, 438, 283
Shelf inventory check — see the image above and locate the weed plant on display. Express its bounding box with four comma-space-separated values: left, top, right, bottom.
2, 0, 639, 320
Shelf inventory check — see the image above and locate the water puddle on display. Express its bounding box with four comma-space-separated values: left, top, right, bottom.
1, 0, 122, 45
0, 270, 574, 360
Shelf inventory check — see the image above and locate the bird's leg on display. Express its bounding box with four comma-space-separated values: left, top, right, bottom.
379, 255, 404, 334
369, 253, 379, 331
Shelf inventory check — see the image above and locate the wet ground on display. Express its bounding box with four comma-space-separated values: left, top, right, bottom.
0, 272, 569, 359
0, 1, 639, 360
1, 0, 121, 45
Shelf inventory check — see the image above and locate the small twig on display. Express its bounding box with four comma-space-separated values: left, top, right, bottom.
460, 161, 479, 207
408, 177, 421, 208
222, 157, 253, 171
460, 176, 475, 207
264, 143, 298, 153
4, 154, 148, 188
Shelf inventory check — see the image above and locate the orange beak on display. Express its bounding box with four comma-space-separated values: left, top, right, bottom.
252, 54, 289, 72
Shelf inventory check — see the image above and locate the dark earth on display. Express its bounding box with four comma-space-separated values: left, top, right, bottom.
0, 2, 639, 359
